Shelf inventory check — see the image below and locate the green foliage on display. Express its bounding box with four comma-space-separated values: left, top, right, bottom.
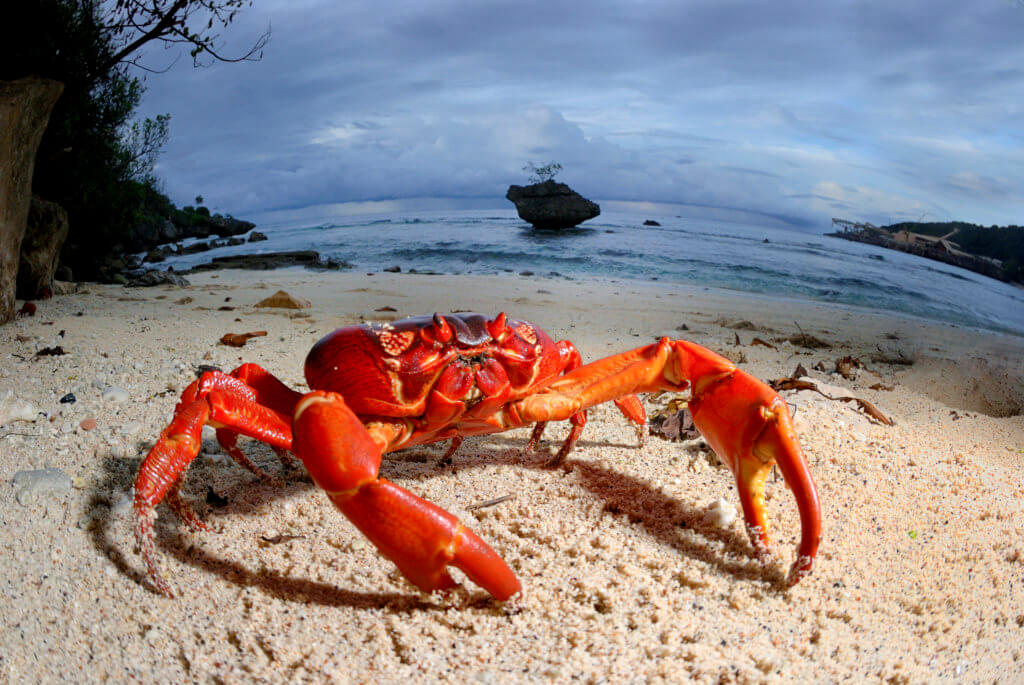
523, 161, 563, 184
1, 0, 168, 277
882, 221, 1024, 281
1, 0, 263, 280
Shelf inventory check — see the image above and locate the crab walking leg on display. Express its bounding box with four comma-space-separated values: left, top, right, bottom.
292, 391, 521, 600
526, 340, 648, 461
505, 338, 821, 585
133, 391, 294, 596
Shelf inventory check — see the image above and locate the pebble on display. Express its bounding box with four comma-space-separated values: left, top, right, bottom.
59, 392, 76, 404
101, 386, 130, 403
13, 468, 72, 505
0, 391, 37, 425
80, 417, 98, 431
703, 497, 737, 528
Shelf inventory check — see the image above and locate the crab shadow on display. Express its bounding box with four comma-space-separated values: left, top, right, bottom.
93, 430, 787, 607
87, 450, 436, 611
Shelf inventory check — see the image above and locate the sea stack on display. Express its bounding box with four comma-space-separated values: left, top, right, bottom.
505, 180, 600, 229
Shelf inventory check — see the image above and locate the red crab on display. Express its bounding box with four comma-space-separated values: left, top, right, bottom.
134, 312, 820, 600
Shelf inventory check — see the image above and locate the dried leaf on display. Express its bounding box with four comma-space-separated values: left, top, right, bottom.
770, 376, 894, 426
650, 406, 701, 441
219, 330, 268, 347
835, 355, 863, 380
869, 383, 894, 391
792, 363, 809, 378
751, 337, 777, 350
734, 332, 741, 346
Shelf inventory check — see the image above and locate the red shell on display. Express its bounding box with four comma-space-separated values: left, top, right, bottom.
304, 312, 569, 419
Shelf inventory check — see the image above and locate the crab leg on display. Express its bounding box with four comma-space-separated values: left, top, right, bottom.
134, 390, 295, 596
526, 340, 648, 461
292, 391, 521, 600
505, 338, 821, 585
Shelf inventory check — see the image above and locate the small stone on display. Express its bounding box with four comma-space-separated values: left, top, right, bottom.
59, 392, 76, 404
0, 391, 37, 425
14, 468, 72, 505
703, 497, 737, 528
254, 290, 310, 309
80, 417, 98, 431
102, 386, 130, 403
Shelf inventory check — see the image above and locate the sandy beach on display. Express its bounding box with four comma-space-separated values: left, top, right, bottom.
1, 268, 1022, 683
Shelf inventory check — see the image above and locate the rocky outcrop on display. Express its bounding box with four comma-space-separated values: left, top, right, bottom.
0, 78, 63, 324
186, 250, 352, 272
505, 180, 600, 229
17, 196, 69, 299
125, 213, 254, 253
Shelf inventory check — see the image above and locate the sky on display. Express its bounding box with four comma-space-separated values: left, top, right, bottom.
130, 0, 1024, 230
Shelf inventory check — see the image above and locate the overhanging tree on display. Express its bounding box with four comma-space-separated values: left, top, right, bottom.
0, 0, 268, 280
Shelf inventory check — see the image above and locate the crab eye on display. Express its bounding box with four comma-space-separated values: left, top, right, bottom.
487, 312, 510, 341
432, 313, 454, 343
378, 330, 416, 356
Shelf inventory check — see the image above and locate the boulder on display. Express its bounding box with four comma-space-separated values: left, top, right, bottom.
505, 180, 600, 229
17, 196, 69, 299
248, 231, 268, 242
126, 270, 190, 287
0, 78, 64, 324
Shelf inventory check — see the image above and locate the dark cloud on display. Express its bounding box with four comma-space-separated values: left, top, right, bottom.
133, 0, 1024, 227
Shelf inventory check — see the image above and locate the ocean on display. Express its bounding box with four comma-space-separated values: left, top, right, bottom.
153, 209, 1024, 337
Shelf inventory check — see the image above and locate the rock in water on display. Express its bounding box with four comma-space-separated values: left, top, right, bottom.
505, 180, 600, 229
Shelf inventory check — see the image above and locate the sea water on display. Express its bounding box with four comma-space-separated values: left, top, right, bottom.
155, 209, 1024, 336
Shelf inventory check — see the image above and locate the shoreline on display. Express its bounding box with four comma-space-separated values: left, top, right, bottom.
2, 269, 1022, 681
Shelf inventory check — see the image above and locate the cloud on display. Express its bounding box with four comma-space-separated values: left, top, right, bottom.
135, 0, 1024, 228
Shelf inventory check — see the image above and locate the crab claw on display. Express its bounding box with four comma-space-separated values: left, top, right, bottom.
507, 337, 821, 584
293, 391, 521, 599
671, 341, 821, 584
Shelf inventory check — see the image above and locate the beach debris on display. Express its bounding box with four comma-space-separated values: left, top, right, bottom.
750, 337, 777, 350
703, 497, 737, 528
815, 355, 865, 380
0, 391, 38, 425
375, 306, 397, 312
650, 396, 702, 441
59, 392, 76, 404
175, 296, 194, 305
787, 333, 831, 349
869, 383, 895, 391
18, 301, 36, 317
80, 418, 97, 431
466, 494, 515, 511
718, 318, 759, 331
101, 386, 130, 404
255, 289, 310, 309
870, 345, 914, 366
35, 345, 66, 357
770, 376, 894, 426
13, 468, 72, 505
261, 533, 306, 545
219, 330, 268, 347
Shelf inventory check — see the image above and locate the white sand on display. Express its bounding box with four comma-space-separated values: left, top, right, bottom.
1, 269, 1022, 682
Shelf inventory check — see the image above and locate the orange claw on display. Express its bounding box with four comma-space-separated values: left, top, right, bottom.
292, 391, 521, 599
507, 337, 821, 584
